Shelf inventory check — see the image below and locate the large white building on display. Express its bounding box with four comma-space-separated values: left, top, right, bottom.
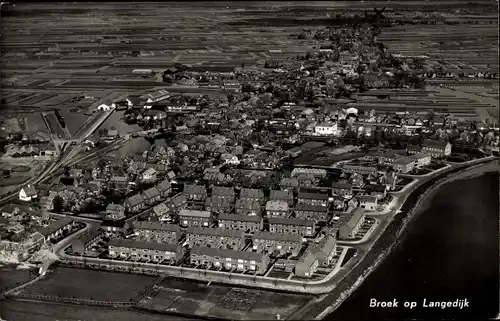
314, 123, 338, 136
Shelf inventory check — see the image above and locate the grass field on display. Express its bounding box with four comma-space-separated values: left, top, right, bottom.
0, 176, 30, 187
19, 267, 157, 302
0, 300, 200, 321
0, 267, 36, 293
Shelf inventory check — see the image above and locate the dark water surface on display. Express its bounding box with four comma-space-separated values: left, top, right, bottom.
329, 171, 499, 320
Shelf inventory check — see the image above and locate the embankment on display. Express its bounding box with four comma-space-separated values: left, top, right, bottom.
307, 158, 498, 320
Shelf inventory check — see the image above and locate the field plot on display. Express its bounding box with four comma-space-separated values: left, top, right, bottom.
0, 300, 199, 321
25, 113, 50, 136
58, 109, 92, 137
19, 267, 157, 302
43, 112, 70, 139
38, 94, 77, 106
0, 267, 37, 293
138, 278, 311, 320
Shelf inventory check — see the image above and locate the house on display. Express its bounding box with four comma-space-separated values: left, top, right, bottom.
183, 184, 208, 201
126, 96, 144, 108
164, 194, 188, 214
178, 209, 212, 227
393, 157, 416, 173
156, 179, 172, 198
265, 200, 289, 218
314, 123, 338, 136
234, 199, 262, 216
110, 176, 129, 190
217, 214, 263, 233
19, 185, 37, 202
341, 165, 378, 175
280, 177, 299, 189
239, 188, 265, 202
71, 229, 102, 255
308, 235, 337, 267
101, 220, 128, 235
274, 259, 296, 273
142, 168, 158, 181
211, 186, 235, 201
152, 202, 171, 221
377, 151, 402, 165
294, 203, 328, 223
269, 190, 294, 206
124, 194, 146, 213
39, 218, 76, 243
107, 238, 185, 264
406, 144, 421, 155
421, 140, 452, 158
185, 227, 245, 250
132, 221, 182, 244
350, 174, 365, 189
409, 153, 432, 167
190, 246, 270, 275
297, 192, 329, 207
221, 153, 240, 165
331, 182, 353, 198
144, 89, 170, 104
339, 208, 366, 239
268, 217, 315, 237
104, 204, 126, 221
358, 195, 378, 211
294, 252, 319, 278
252, 231, 303, 257
205, 197, 233, 214
142, 187, 161, 205
291, 168, 327, 179
370, 185, 387, 200
1, 204, 21, 218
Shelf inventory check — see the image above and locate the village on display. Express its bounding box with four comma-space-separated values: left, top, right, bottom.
0, 2, 498, 320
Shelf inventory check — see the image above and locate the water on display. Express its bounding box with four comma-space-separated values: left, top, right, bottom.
329, 171, 499, 320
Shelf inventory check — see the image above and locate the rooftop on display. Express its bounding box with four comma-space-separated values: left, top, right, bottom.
253, 231, 303, 243
108, 238, 179, 252
268, 217, 315, 227
186, 226, 244, 238
191, 246, 265, 261
178, 209, 211, 218
132, 221, 181, 233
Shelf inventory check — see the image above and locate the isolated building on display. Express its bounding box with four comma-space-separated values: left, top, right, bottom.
19, 186, 37, 202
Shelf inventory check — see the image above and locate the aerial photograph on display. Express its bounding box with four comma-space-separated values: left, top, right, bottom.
0, 1, 498, 321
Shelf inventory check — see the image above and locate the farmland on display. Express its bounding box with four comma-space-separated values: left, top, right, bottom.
0, 300, 200, 321
137, 277, 311, 320
1, 1, 497, 131
18, 267, 157, 302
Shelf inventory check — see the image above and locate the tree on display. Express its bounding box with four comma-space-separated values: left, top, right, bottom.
53, 195, 64, 213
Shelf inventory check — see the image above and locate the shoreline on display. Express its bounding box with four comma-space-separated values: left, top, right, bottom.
311, 159, 499, 320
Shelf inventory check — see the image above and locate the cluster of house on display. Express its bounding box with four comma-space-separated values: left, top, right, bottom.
2, 144, 58, 158
64, 176, 393, 277
0, 207, 81, 263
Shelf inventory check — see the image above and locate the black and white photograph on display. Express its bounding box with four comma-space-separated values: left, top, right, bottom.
0, 1, 498, 321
